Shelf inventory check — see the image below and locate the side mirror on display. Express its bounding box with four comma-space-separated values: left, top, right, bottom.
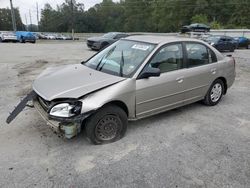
151, 61, 161, 68
138, 67, 161, 79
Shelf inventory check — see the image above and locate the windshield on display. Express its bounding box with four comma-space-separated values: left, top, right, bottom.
103, 33, 116, 39
84, 40, 156, 77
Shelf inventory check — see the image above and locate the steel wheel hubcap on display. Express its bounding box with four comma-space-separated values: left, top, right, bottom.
95, 115, 119, 141
210, 83, 222, 102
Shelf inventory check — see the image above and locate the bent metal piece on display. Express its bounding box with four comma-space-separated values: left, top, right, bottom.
6, 90, 37, 124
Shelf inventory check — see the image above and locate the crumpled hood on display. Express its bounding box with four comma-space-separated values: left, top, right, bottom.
33, 64, 125, 101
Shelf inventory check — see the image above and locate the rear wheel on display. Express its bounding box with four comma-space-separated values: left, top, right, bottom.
0, 37, 2, 42
203, 79, 224, 106
85, 105, 127, 144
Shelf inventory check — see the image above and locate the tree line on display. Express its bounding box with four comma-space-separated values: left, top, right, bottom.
0, 8, 24, 31
39, 0, 250, 32
1, 0, 250, 32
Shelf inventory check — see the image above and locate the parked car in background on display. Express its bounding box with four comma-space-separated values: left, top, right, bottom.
16, 31, 36, 43
7, 35, 235, 144
87, 32, 129, 50
44, 33, 56, 40
204, 35, 236, 52
36, 32, 48, 39
181, 23, 210, 33
234, 37, 250, 49
0, 31, 18, 42
56, 34, 67, 40
32, 32, 39, 40
56, 34, 73, 40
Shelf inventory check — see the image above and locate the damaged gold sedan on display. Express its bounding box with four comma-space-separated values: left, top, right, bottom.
7, 35, 235, 144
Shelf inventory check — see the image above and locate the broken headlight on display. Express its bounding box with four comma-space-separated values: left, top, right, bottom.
49, 102, 82, 118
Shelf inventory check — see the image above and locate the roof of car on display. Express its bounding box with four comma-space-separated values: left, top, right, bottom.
124, 35, 203, 44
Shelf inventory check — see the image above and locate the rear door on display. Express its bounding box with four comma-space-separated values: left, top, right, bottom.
181, 42, 219, 104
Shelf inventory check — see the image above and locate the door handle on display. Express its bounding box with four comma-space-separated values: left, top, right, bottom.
211, 68, 217, 74
176, 77, 184, 83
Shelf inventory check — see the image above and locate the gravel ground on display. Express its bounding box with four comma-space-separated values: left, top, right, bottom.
0, 41, 250, 188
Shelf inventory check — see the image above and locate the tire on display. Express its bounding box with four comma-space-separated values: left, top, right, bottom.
19, 37, 24, 43
0, 37, 2, 42
230, 45, 235, 52
203, 79, 225, 106
85, 105, 128, 145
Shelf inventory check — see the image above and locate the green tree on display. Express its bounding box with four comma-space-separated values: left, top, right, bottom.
191, 14, 208, 24
0, 8, 24, 31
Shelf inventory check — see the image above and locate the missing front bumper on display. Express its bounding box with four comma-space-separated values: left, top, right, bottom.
33, 99, 82, 139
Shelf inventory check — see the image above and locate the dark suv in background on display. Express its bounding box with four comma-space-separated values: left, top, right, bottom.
87, 32, 129, 50
181, 23, 210, 33
204, 35, 237, 52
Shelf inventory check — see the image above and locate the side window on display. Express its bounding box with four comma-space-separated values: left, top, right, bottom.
186, 43, 209, 67
148, 43, 183, 73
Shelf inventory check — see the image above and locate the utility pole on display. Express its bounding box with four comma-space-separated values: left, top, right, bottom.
71, 0, 74, 40
36, 2, 39, 31
25, 14, 28, 31
29, 9, 32, 31
9, 0, 17, 31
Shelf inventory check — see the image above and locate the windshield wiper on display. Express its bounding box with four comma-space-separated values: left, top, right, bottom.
96, 46, 116, 71
120, 50, 124, 77
95, 55, 105, 70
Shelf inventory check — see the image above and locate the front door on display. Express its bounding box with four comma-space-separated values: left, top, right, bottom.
136, 43, 186, 118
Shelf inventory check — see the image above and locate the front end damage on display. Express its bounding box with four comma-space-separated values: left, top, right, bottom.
33, 96, 91, 139
6, 64, 135, 139
6, 90, 91, 139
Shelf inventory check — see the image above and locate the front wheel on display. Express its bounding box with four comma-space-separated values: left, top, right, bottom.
19, 38, 25, 43
203, 79, 224, 106
85, 105, 128, 144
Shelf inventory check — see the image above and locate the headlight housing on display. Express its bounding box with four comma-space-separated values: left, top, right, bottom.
49, 102, 82, 118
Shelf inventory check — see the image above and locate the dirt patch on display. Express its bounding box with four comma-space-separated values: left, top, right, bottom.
17, 60, 49, 77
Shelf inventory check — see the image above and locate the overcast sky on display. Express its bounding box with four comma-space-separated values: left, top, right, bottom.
0, 0, 107, 25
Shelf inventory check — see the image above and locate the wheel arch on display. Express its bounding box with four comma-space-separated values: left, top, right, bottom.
103, 100, 129, 117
